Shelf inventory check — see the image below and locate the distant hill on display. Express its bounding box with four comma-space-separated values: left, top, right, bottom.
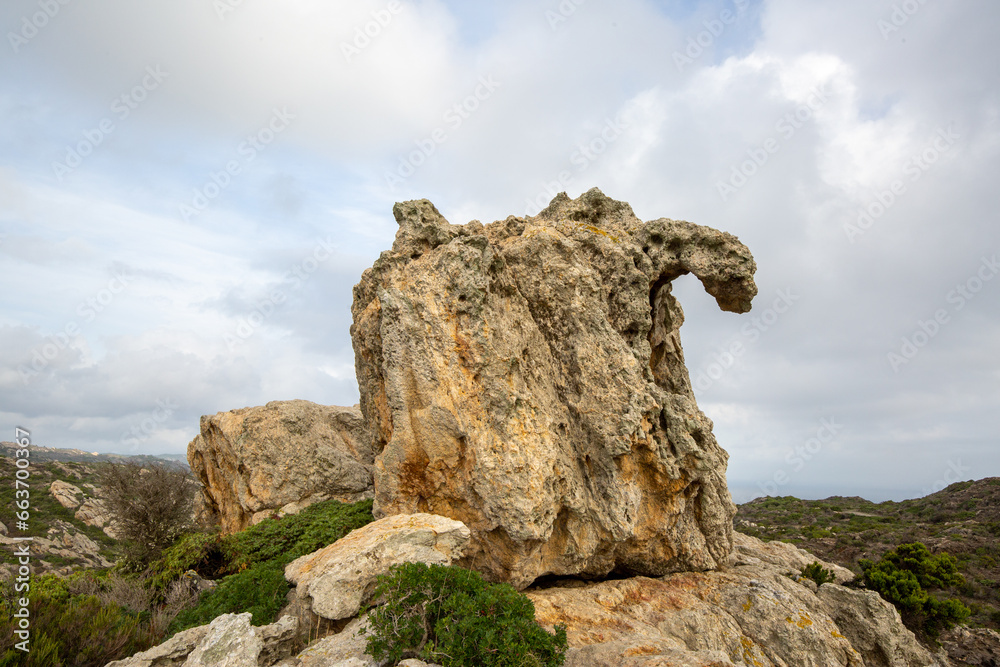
0, 441, 188, 470
735, 477, 1000, 631
0, 444, 195, 577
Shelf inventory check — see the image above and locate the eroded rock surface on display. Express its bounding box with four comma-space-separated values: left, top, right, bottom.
939, 625, 1000, 666
732, 531, 855, 583
0, 519, 111, 573
351, 188, 757, 587
525, 534, 944, 667
49, 479, 84, 508
105, 613, 298, 667
75, 497, 118, 538
188, 400, 374, 534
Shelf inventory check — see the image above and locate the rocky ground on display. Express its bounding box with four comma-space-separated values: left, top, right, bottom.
103, 515, 956, 667
0, 454, 120, 576
734, 478, 1000, 632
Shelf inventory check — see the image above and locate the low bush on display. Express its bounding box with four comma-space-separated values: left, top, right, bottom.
223, 497, 375, 573
169, 562, 289, 632
362, 562, 567, 667
801, 561, 835, 586
147, 530, 227, 590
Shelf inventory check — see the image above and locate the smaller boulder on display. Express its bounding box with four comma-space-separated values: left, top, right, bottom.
49, 480, 83, 509
105, 622, 211, 666
285, 513, 470, 621
188, 400, 374, 534
180, 613, 263, 667
290, 614, 447, 667
294, 616, 373, 667
258, 615, 300, 666
106, 613, 298, 667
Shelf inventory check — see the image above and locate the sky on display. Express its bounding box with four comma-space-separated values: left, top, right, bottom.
1, 0, 998, 503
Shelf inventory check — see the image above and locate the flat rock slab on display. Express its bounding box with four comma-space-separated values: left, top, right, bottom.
105, 613, 297, 667
285, 513, 470, 621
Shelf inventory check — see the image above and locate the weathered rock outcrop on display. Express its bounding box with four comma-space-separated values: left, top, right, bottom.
351, 188, 757, 588
105, 613, 298, 667
939, 625, 1000, 666
285, 513, 470, 621
75, 497, 117, 537
48, 479, 119, 538
117, 529, 946, 667
525, 533, 945, 667
49, 479, 84, 508
292, 615, 443, 667
731, 531, 855, 583
188, 400, 374, 534
0, 519, 111, 574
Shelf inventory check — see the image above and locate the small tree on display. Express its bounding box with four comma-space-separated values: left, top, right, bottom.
100, 462, 195, 568
801, 561, 835, 586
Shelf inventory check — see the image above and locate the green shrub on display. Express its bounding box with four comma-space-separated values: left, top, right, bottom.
362, 562, 567, 667
861, 542, 970, 638
801, 561, 835, 586
879, 542, 964, 590
147, 531, 227, 591
801, 525, 832, 539
169, 562, 289, 633
0, 575, 157, 667
224, 498, 374, 573
165, 498, 374, 635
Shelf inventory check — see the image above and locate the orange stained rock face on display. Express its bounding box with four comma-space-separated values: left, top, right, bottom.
622, 644, 660, 656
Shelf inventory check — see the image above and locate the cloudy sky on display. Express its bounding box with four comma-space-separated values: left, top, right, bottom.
1, 0, 997, 503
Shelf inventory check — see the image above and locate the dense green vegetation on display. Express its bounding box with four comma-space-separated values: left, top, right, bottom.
163, 497, 375, 632
735, 478, 1000, 632
0, 571, 158, 667
0, 497, 375, 665
860, 543, 970, 639
362, 562, 568, 667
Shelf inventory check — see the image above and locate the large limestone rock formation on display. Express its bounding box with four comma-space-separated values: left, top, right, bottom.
351, 188, 757, 588
49, 479, 84, 508
188, 400, 374, 534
